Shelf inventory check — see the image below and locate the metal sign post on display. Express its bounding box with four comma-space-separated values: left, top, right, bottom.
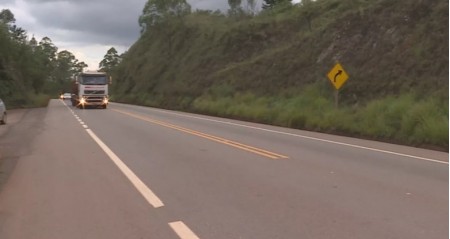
334, 89, 339, 108
327, 63, 349, 108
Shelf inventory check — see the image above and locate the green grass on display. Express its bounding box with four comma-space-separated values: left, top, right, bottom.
28, 93, 52, 108
5, 93, 51, 109
193, 84, 448, 149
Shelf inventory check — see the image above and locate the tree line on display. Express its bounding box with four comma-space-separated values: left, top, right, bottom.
137, 0, 293, 33
97, 0, 297, 76
95, 0, 303, 75
0, 9, 87, 107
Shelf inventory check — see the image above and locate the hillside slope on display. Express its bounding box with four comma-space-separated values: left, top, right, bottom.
112, 0, 448, 149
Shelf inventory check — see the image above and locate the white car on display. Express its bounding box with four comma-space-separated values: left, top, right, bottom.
0, 98, 6, 125
60, 93, 72, 99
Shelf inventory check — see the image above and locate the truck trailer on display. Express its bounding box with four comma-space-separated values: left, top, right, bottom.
71, 71, 110, 109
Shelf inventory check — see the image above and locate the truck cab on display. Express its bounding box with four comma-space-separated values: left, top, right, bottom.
72, 71, 110, 109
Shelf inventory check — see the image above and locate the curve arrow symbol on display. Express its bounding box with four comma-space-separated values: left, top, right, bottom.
334, 70, 342, 82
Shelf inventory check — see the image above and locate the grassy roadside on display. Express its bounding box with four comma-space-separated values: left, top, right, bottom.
191, 84, 448, 150
4, 93, 52, 109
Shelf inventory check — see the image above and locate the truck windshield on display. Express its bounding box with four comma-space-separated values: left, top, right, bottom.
80, 76, 107, 85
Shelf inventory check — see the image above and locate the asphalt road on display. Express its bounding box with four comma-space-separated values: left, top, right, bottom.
0, 99, 447, 239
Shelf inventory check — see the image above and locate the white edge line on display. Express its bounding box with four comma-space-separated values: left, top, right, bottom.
85, 129, 164, 208
140, 107, 448, 165
169, 221, 200, 239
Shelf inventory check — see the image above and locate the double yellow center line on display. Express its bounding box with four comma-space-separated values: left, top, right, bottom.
112, 109, 288, 159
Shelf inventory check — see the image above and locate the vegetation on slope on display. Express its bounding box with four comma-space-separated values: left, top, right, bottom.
110, 0, 448, 149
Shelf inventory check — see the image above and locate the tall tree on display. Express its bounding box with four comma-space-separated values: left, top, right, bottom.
9, 24, 27, 43
54, 50, 86, 83
228, 0, 243, 16
99, 47, 121, 73
228, 0, 241, 9
0, 9, 15, 25
139, 0, 192, 61
262, 0, 292, 10
29, 36, 37, 50
138, 0, 191, 33
37, 37, 58, 82
246, 0, 257, 15
299, 0, 317, 31
0, 9, 26, 43
39, 37, 57, 63
75, 61, 88, 73
54, 50, 75, 83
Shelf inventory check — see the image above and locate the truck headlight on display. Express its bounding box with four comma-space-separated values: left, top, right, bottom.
103, 97, 109, 104
80, 97, 86, 105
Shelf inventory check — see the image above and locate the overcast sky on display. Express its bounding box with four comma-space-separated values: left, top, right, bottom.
0, 0, 299, 70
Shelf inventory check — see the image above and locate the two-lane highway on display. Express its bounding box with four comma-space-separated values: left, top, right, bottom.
0, 99, 448, 239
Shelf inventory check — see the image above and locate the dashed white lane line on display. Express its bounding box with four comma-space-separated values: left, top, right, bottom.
62, 101, 198, 238
85, 129, 164, 208
63, 101, 164, 207
169, 221, 200, 239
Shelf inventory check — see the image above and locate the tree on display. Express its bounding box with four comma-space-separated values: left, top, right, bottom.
262, 0, 292, 10
54, 50, 75, 83
9, 25, 27, 43
138, 0, 192, 60
54, 50, 86, 84
29, 36, 37, 50
138, 0, 191, 33
99, 47, 121, 73
75, 61, 88, 73
228, 0, 241, 10
0, 9, 26, 43
0, 9, 15, 25
36, 37, 58, 82
228, 0, 248, 17
39, 37, 58, 63
246, 0, 257, 15
299, 0, 317, 32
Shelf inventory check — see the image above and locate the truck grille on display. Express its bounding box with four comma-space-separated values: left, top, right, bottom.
84, 96, 105, 103
84, 90, 105, 94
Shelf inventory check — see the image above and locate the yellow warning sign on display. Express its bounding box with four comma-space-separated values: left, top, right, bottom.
327, 63, 349, 90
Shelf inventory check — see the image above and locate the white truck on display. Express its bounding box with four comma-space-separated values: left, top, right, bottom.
71, 71, 110, 109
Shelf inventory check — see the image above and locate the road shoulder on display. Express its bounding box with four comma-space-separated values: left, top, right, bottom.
0, 108, 47, 192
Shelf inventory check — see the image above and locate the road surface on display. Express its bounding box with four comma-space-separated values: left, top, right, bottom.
0, 99, 447, 239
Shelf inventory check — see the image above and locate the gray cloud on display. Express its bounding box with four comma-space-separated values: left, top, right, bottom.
25, 0, 145, 46
20, 0, 239, 47
0, 0, 15, 4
